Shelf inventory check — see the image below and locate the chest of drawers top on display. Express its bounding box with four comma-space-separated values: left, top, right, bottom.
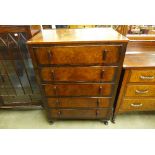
27, 28, 128, 45
124, 41, 155, 68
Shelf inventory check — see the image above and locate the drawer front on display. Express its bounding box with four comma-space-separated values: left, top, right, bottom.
35, 45, 121, 65
44, 84, 113, 97
125, 85, 155, 97
40, 66, 117, 82
47, 97, 112, 108
120, 98, 155, 112
49, 108, 111, 119
129, 70, 155, 83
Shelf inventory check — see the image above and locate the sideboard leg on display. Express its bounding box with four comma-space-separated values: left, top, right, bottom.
111, 115, 116, 124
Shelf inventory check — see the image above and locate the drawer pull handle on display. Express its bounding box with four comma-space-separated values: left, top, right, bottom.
96, 110, 99, 116
53, 86, 57, 96
50, 70, 55, 80
102, 50, 107, 61
135, 89, 148, 94
97, 98, 100, 107
100, 70, 105, 79
140, 75, 154, 80
48, 50, 53, 61
58, 111, 61, 116
131, 103, 143, 107
99, 86, 103, 96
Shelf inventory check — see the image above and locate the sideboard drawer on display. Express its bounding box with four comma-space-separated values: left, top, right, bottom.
44, 84, 113, 97
125, 85, 155, 97
34, 45, 121, 65
129, 70, 155, 83
49, 108, 111, 119
120, 98, 155, 112
40, 66, 117, 82
47, 97, 112, 108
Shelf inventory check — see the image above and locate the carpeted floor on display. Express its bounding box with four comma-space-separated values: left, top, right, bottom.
0, 109, 155, 129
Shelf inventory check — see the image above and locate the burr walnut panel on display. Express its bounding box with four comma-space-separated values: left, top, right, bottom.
44, 84, 113, 97
40, 66, 117, 82
27, 28, 128, 122
34, 45, 121, 65
47, 97, 111, 108
49, 108, 112, 119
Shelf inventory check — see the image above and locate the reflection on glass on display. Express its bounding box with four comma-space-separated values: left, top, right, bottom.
0, 32, 41, 105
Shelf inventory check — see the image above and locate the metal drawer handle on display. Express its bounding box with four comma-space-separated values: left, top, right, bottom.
140, 75, 155, 80
135, 89, 148, 94
131, 103, 143, 107
102, 50, 107, 61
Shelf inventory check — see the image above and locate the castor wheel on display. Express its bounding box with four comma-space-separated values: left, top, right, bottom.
49, 120, 54, 124
101, 120, 108, 125
103, 121, 108, 125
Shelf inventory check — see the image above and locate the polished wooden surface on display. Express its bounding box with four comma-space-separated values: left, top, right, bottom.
125, 84, 155, 97
124, 52, 155, 68
124, 40, 155, 68
0, 25, 41, 37
28, 28, 128, 122
35, 45, 121, 65
27, 28, 128, 44
114, 68, 155, 116
127, 35, 155, 40
47, 97, 111, 108
113, 37, 155, 118
40, 66, 117, 82
44, 84, 113, 97
119, 98, 155, 112
49, 108, 111, 119
129, 69, 155, 82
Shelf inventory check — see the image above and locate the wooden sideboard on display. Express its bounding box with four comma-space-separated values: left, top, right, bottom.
0, 25, 42, 109
27, 28, 128, 124
114, 40, 155, 121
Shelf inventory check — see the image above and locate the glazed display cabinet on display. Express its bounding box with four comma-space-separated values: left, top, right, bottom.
0, 26, 42, 109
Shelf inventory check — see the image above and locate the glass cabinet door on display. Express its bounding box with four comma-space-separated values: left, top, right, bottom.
0, 31, 41, 107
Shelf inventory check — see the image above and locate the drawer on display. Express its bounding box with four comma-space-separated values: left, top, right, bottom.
129, 70, 155, 83
44, 84, 113, 97
40, 66, 117, 82
120, 98, 155, 112
49, 108, 112, 119
125, 85, 155, 97
47, 97, 112, 108
34, 45, 121, 65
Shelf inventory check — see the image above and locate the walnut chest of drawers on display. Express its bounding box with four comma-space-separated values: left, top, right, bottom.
114, 50, 155, 119
27, 28, 128, 124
